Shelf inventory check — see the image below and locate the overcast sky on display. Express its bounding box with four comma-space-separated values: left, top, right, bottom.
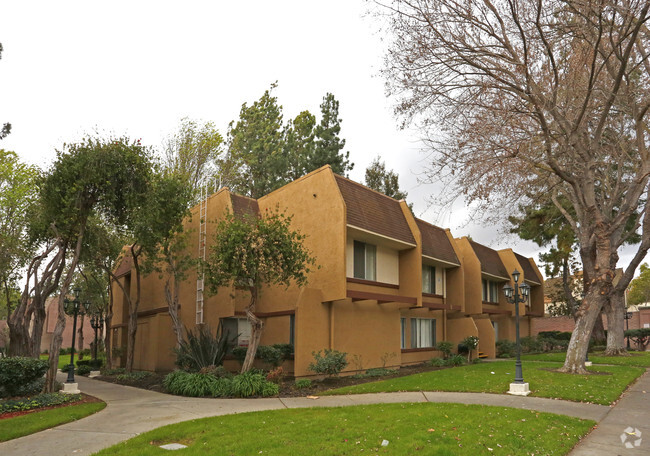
0, 1, 641, 278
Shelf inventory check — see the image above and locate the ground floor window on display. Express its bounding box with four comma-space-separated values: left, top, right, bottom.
411, 318, 436, 348
400, 317, 407, 349
221, 317, 251, 347
289, 314, 295, 346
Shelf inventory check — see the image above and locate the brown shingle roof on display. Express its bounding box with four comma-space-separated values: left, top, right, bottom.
515, 252, 541, 285
334, 175, 415, 245
230, 193, 260, 219
416, 219, 459, 265
469, 240, 509, 280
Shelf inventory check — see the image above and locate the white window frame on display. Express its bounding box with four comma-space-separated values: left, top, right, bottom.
353, 241, 377, 281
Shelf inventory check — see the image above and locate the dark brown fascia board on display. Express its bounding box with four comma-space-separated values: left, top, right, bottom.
346, 289, 417, 305
346, 277, 399, 289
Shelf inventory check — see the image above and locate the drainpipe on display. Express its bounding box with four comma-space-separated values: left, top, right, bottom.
329, 301, 334, 350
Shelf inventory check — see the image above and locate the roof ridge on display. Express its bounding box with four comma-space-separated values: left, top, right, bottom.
333, 173, 406, 204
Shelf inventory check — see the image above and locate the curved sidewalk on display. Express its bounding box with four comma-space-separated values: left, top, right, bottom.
1, 371, 643, 456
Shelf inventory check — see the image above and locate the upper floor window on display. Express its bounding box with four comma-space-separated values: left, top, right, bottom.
482, 279, 499, 303
422, 265, 437, 294
353, 240, 376, 281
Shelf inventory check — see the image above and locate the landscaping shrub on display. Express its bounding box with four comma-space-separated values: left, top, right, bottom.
625, 328, 650, 351
435, 341, 453, 359
308, 349, 348, 377
77, 358, 103, 369
495, 339, 516, 358
0, 393, 81, 413
364, 367, 397, 377
164, 370, 219, 397
0, 357, 48, 398
446, 354, 466, 366
198, 365, 233, 378
101, 367, 126, 376
212, 378, 233, 397
457, 342, 468, 355
76, 365, 92, 376
5, 378, 45, 398
231, 371, 278, 397
461, 336, 479, 361
294, 378, 312, 389
232, 346, 248, 364
538, 331, 572, 341
257, 345, 284, 367
272, 343, 293, 359
115, 371, 153, 383
520, 336, 543, 353
266, 367, 284, 384
430, 357, 446, 367
174, 321, 235, 372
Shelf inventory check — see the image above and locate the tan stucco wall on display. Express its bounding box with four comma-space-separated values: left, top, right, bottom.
474, 316, 496, 358
454, 238, 482, 315
446, 316, 479, 358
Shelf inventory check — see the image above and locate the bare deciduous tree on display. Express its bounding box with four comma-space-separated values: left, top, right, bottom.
377, 0, 650, 373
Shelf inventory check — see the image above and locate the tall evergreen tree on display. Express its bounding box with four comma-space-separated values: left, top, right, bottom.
284, 111, 316, 180
221, 83, 286, 198
313, 93, 353, 176
364, 157, 408, 201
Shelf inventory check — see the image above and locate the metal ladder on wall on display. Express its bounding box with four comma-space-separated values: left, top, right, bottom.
196, 184, 208, 324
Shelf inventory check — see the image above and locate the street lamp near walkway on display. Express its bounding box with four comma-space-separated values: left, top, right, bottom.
64, 288, 89, 384
90, 314, 104, 360
502, 269, 530, 396
624, 311, 633, 350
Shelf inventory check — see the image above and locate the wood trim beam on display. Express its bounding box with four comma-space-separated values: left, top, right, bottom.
346, 277, 399, 289
346, 289, 417, 305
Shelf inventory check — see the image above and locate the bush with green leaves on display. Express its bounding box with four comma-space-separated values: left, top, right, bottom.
174, 322, 235, 372
76, 365, 92, 376
625, 328, 650, 350
115, 371, 153, 383
308, 349, 348, 377
163, 371, 221, 397
294, 378, 312, 389
257, 345, 284, 367
0, 392, 81, 413
353, 367, 398, 379
77, 358, 103, 369
232, 346, 248, 364
0, 357, 48, 398
446, 354, 466, 366
272, 343, 293, 359
198, 365, 233, 378
435, 341, 453, 359
520, 336, 543, 353
538, 331, 572, 341
430, 357, 446, 367
101, 367, 126, 376
230, 371, 278, 397
495, 339, 516, 358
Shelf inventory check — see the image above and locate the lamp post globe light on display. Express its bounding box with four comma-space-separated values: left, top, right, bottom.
63, 288, 89, 387
502, 269, 531, 396
90, 314, 104, 361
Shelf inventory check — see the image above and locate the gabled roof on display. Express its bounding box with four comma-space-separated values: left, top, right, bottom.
514, 252, 541, 285
230, 193, 260, 219
334, 174, 416, 245
416, 218, 459, 265
113, 253, 133, 278
469, 240, 509, 280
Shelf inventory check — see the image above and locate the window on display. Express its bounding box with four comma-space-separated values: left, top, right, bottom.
482, 279, 499, 303
400, 317, 407, 349
221, 317, 251, 348
422, 265, 437, 294
411, 318, 436, 348
289, 314, 295, 346
353, 241, 376, 280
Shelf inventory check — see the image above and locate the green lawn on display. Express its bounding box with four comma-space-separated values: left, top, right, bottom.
323, 361, 644, 405
95, 403, 594, 456
521, 351, 650, 367
40, 353, 76, 369
0, 401, 106, 442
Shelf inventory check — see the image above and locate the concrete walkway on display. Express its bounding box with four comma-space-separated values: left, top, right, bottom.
0, 370, 646, 456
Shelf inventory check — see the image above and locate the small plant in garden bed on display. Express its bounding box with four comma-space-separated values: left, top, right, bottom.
1, 393, 81, 414
352, 367, 397, 379
0, 357, 48, 398
115, 371, 153, 382
308, 349, 348, 377
294, 378, 312, 390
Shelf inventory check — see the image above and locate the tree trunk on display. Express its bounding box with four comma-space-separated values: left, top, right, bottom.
591, 309, 606, 345
241, 287, 263, 373
604, 291, 629, 356
125, 244, 142, 373
45, 229, 85, 393
164, 256, 184, 347
560, 291, 606, 374
29, 297, 47, 358
104, 274, 114, 370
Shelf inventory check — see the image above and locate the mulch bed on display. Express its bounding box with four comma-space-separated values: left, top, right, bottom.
94, 362, 448, 398
0, 393, 103, 420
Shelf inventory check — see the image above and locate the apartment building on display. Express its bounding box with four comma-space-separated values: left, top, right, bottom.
110, 166, 544, 376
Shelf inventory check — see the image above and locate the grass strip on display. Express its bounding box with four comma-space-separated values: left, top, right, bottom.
95, 402, 594, 455
521, 351, 650, 367
0, 401, 106, 442
323, 361, 644, 405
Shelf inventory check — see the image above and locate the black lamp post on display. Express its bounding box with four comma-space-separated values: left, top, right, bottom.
63, 288, 89, 383
624, 311, 633, 350
503, 269, 530, 385
90, 314, 104, 360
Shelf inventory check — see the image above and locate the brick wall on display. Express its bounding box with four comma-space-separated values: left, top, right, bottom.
531, 308, 650, 335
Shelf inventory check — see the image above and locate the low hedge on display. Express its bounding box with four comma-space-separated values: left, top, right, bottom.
0, 393, 80, 414
163, 370, 278, 398
0, 357, 48, 398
